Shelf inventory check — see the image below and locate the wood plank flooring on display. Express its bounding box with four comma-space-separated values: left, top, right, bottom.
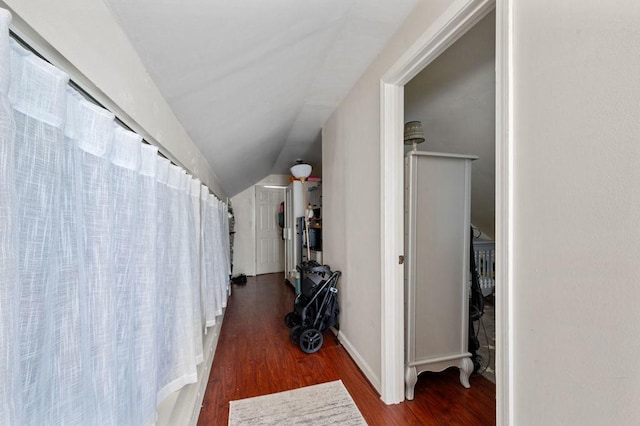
197, 273, 496, 425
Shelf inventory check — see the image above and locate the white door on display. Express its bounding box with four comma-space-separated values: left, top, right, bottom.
255, 186, 285, 274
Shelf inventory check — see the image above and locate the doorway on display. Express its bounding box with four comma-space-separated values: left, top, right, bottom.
404, 8, 496, 383
379, 0, 511, 421
255, 186, 285, 275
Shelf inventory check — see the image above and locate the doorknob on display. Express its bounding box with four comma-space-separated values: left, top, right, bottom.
399, 255, 405, 265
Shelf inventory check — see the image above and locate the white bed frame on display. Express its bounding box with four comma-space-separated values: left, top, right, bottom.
473, 239, 495, 297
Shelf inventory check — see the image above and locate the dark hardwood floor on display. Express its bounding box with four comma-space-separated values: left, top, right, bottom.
197, 273, 496, 425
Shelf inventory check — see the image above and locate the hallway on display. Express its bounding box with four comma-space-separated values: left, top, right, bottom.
197, 273, 495, 425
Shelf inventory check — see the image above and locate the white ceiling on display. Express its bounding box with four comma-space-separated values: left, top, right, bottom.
102, 0, 419, 196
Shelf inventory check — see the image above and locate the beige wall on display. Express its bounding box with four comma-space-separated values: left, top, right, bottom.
326, 0, 640, 421
511, 0, 640, 423
1, 0, 225, 198
322, 0, 456, 391
231, 186, 256, 276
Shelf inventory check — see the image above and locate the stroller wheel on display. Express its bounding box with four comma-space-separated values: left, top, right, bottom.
299, 328, 323, 354
284, 312, 300, 328
290, 325, 303, 345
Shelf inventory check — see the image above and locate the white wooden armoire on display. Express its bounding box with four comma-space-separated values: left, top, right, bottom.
404, 151, 477, 400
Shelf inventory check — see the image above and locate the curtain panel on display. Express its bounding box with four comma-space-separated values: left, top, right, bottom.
0, 9, 229, 425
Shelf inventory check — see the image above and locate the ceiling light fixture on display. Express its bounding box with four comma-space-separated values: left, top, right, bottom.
290, 161, 312, 181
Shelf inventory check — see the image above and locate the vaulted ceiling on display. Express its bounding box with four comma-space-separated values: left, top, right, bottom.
103, 0, 419, 196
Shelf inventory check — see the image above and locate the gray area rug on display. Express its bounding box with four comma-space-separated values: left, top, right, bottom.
228, 380, 368, 426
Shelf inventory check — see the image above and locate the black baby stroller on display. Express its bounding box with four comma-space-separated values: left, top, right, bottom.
284, 261, 341, 354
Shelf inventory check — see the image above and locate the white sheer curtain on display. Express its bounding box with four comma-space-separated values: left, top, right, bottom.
201, 188, 218, 327
76, 94, 119, 426
0, 9, 230, 425
189, 178, 204, 360
0, 10, 22, 426
133, 143, 160, 425
11, 34, 70, 425
199, 189, 231, 328
220, 199, 231, 304
156, 165, 197, 403
111, 126, 144, 425
215, 199, 230, 314
209, 195, 223, 317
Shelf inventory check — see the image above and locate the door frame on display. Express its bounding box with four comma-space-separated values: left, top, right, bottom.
379, 0, 512, 422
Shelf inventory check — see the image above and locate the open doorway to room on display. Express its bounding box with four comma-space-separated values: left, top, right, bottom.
403, 9, 496, 385
379, 0, 510, 416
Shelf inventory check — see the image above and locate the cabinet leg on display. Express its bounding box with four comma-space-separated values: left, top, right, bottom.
405, 366, 417, 400
458, 356, 473, 389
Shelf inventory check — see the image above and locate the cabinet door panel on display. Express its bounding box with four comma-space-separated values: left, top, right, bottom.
412, 157, 468, 359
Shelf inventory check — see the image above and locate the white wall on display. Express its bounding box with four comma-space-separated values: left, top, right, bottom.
405, 10, 495, 237
322, 0, 457, 391
511, 1, 640, 424
0, 0, 225, 198
231, 175, 290, 276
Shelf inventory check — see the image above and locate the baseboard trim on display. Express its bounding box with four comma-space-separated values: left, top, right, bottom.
337, 330, 382, 393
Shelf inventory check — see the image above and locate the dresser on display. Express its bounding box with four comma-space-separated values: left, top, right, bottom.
404, 151, 477, 400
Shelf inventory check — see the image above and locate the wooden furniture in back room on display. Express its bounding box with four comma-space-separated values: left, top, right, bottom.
404, 151, 477, 400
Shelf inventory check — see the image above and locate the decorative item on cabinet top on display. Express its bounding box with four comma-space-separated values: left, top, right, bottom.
404, 121, 426, 151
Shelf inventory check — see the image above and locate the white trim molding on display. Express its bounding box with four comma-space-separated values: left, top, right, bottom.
495, 0, 514, 424
380, 80, 406, 404
379, 0, 498, 407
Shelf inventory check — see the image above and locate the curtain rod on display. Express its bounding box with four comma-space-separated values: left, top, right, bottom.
7, 28, 226, 203
8, 29, 174, 163
7, 29, 227, 203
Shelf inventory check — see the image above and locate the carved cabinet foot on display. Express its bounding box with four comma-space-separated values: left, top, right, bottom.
405, 366, 417, 400
458, 356, 473, 389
